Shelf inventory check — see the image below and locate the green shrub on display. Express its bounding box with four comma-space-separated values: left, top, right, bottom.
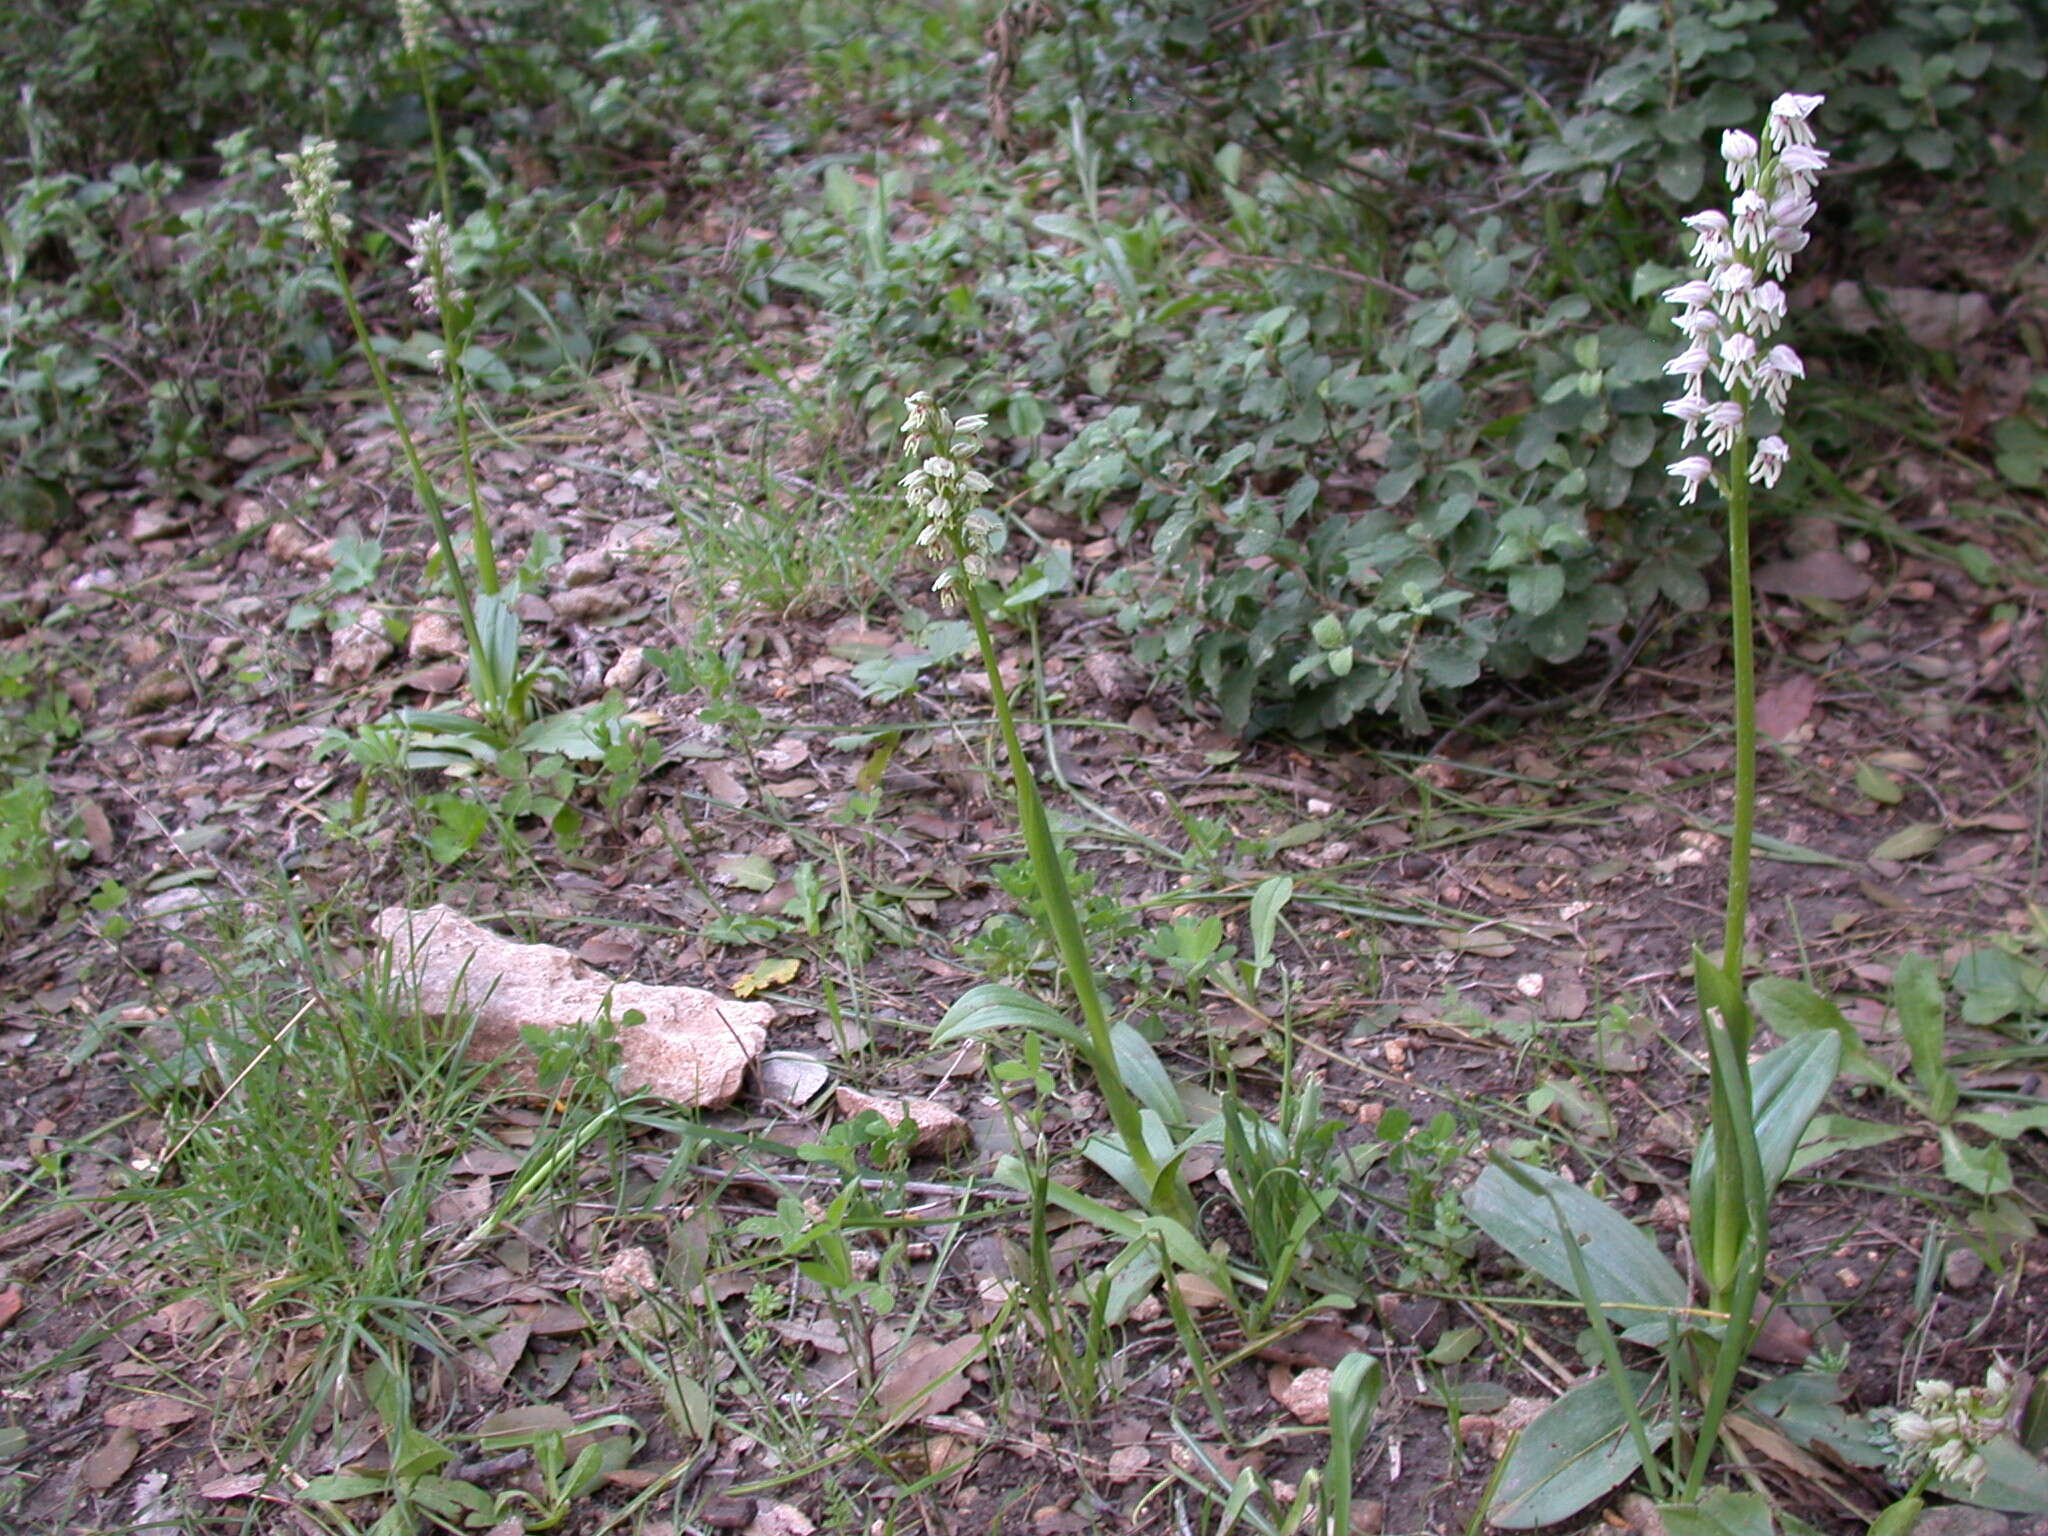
1, 136, 334, 524
799, 0, 2037, 733
0, 0, 821, 518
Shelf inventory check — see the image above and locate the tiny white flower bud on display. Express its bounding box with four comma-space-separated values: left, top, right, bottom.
1663, 394, 1709, 446
1776, 143, 1829, 180
1769, 190, 1817, 229
1721, 130, 1760, 188
1767, 93, 1825, 149
1716, 331, 1758, 389
1674, 306, 1721, 339
1750, 435, 1789, 488
1758, 344, 1804, 411
281, 137, 351, 245
1714, 260, 1756, 297
1662, 279, 1716, 308
1704, 399, 1746, 456
1764, 224, 1811, 278
1749, 281, 1786, 335
1664, 341, 1713, 382
1684, 209, 1731, 266
1891, 1411, 1935, 1447
1731, 190, 1769, 247
1668, 455, 1716, 504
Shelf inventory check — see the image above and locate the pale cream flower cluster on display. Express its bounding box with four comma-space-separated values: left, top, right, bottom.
405, 212, 462, 318
398, 0, 435, 55
900, 392, 999, 609
1886, 1360, 2013, 1495
280, 138, 350, 246
1663, 93, 1828, 505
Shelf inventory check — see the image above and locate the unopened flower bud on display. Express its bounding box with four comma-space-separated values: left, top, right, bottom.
281, 137, 351, 245
398, 0, 435, 54
405, 212, 462, 317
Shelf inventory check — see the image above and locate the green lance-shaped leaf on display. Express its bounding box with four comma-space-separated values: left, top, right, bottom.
1659, 1487, 1778, 1536
1465, 1160, 1685, 1344
1893, 953, 1958, 1123
1488, 1372, 1671, 1528
1748, 976, 1897, 1093
934, 984, 1089, 1052
1690, 1030, 1841, 1284
1108, 1021, 1185, 1129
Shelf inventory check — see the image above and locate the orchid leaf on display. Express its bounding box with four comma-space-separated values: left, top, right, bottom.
1488, 1372, 1669, 1528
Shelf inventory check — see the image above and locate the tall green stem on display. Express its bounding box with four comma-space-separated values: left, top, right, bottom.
412, 46, 499, 596
955, 565, 1181, 1220
1684, 420, 1770, 1499
1720, 423, 1756, 1051
326, 244, 482, 668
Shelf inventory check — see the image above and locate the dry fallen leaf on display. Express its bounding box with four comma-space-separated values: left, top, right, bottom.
197, 1472, 267, 1500
744, 1501, 816, 1536
1755, 674, 1820, 740
1255, 1321, 1372, 1371
1747, 1303, 1813, 1365
79, 1427, 140, 1490
924, 1432, 977, 1477
697, 762, 749, 808
104, 1397, 201, 1431
1870, 822, 1946, 863
1455, 1396, 1545, 1459
1721, 1411, 1842, 1485
876, 1334, 981, 1425
733, 956, 801, 999
1105, 1444, 1152, 1481
1752, 550, 1871, 602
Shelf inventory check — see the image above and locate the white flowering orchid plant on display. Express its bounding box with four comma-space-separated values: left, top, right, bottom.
908, 392, 1205, 1236
283, 136, 537, 744
288, 3, 636, 774
1467, 92, 2048, 1533
1457, 95, 1863, 1530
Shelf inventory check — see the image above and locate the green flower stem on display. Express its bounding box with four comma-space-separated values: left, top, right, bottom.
955, 559, 1180, 1219
412, 46, 499, 597
1683, 420, 1772, 1500
321, 235, 506, 729
1721, 422, 1757, 1051
1685, 1014, 1768, 1498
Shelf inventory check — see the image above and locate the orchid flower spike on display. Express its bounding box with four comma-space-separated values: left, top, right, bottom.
1661, 95, 1826, 505
900, 392, 999, 610
280, 138, 351, 246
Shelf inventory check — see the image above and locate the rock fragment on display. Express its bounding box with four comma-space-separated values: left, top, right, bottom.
833, 1087, 971, 1156
374, 905, 770, 1108
323, 615, 395, 687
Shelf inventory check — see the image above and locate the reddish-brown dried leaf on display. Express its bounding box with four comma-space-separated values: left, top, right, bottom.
79, 1428, 140, 1490
876, 1335, 980, 1425
104, 1397, 201, 1430
1756, 674, 1820, 740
